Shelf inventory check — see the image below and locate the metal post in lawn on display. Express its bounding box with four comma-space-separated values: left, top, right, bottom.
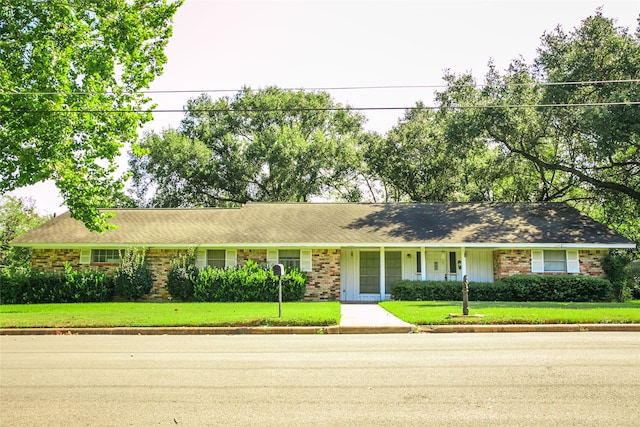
272, 264, 285, 318
462, 274, 469, 316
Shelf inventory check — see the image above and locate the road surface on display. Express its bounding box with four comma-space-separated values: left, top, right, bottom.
1, 333, 639, 426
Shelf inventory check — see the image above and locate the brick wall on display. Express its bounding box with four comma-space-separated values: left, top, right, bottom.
32, 249, 82, 271
578, 250, 608, 277
146, 249, 182, 300
237, 249, 267, 266
493, 249, 531, 281
306, 249, 341, 301
493, 249, 608, 281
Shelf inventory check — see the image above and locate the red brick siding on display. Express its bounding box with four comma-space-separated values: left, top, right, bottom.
493, 249, 531, 281
237, 249, 267, 266
145, 249, 182, 301
306, 249, 341, 301
578, 250, 608, 278
31, 249, 82, 271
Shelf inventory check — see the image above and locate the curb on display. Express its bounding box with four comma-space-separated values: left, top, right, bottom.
2, 324, 639, 335
418, 324, 640, 333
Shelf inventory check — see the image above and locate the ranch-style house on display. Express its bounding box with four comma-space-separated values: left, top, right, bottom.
11, 202, 636, 302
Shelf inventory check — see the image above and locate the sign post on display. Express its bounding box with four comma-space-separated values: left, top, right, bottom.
272, 264, 285, 318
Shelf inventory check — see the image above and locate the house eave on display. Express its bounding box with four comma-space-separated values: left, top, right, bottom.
17, 241, 636, 250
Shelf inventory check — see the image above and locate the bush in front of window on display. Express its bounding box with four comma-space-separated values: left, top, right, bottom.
114, 248, 153, 301
192, 260, 306, 302
0, 264, 113, 304
391, 275, 613, 302
167, 250, 198, 301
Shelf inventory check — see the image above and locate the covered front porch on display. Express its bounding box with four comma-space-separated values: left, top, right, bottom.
339, 247, 494, 302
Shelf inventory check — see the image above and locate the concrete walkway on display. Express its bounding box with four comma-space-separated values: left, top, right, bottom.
339, 303, 415, 333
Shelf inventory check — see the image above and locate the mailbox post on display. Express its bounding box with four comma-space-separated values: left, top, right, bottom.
272, 264, 285, 317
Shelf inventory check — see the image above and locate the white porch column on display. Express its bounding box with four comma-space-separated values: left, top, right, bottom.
379, 247, 385, 300
460, 247, 467, 279
420, 247, 426, 281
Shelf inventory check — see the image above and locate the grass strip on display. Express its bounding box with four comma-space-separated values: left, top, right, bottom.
0, 302, 341, 328
380, 301, 640, 325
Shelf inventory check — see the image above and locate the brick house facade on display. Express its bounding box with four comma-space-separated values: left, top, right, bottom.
31, 247, 342, 302
32, 247, 609, 302
15, 203, 635, 302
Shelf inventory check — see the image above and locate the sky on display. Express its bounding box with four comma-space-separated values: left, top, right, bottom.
10, 0, 640, 215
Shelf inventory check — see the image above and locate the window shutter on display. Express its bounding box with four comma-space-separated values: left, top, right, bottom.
195, 249, 207, 268
267, 250, 278, 267
225, 249, 237, 268
531, 250, 544, 273
566, 250, 580, 273
80, 249, 91, 264
300, 249, 312, 272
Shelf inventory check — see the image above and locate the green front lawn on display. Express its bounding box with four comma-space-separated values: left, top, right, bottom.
380, 300, 640, 325
0, 302, 341, 328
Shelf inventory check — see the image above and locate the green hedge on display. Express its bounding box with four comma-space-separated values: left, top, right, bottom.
0, 266, 114, 304
391, 275, 613, 302
192, 260, 306, 302
113, 248, 153, 301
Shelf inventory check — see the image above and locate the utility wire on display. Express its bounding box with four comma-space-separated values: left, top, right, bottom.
3, 100, 639, 114
2, 79, 639, 96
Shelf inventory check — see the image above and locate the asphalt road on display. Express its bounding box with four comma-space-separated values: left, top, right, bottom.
1, 333, 639, 426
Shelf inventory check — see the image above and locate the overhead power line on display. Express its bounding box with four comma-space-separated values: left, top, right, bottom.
3, 100, 639, 114
1, 79, 639, 96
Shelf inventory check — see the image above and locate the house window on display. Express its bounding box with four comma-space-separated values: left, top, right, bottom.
279, 250, 300, 270
91, 249, 120, 264
544, 250, 567, 272
416, 251, 422, 274
207, 250, 226, 269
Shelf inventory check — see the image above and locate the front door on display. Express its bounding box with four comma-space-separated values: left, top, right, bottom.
426, 251, 446, 281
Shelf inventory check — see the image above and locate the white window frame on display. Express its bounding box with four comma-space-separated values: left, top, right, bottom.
267, 249, 312, 272
278, 250, 301, 270
196, 249, 237, 269
89, 249, 121, 264
531, 250, 579, 273
206, 249, 226, 269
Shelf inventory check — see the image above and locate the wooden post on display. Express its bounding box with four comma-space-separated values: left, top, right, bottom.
462, 274, 469, 316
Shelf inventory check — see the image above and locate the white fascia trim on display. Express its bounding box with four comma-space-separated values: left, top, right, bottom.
20, 242, 636, 250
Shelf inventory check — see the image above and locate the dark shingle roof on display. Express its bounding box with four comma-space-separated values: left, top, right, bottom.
11, 202, 635, 248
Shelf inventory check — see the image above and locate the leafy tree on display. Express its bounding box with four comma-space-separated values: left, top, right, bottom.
0, 196, 48, 271
433, 11, 639, 241
0, 0, 182, 231
129, 87, 368, 206
364, 101, 562, 203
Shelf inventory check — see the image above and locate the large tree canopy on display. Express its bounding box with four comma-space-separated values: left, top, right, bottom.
129, 87, 368, 206
0, 0, 182, 231
430, 11, 640, 241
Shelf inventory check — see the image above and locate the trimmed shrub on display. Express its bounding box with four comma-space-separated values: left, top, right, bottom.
0, 268, 30, 304
391, 275, 613, 302
500, 275, 612, 302
602, 254, 638, 302
167, 250, 198, 301
0, 265, 113, 304
114, 248, 153, 300
193, 260, 306, 302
